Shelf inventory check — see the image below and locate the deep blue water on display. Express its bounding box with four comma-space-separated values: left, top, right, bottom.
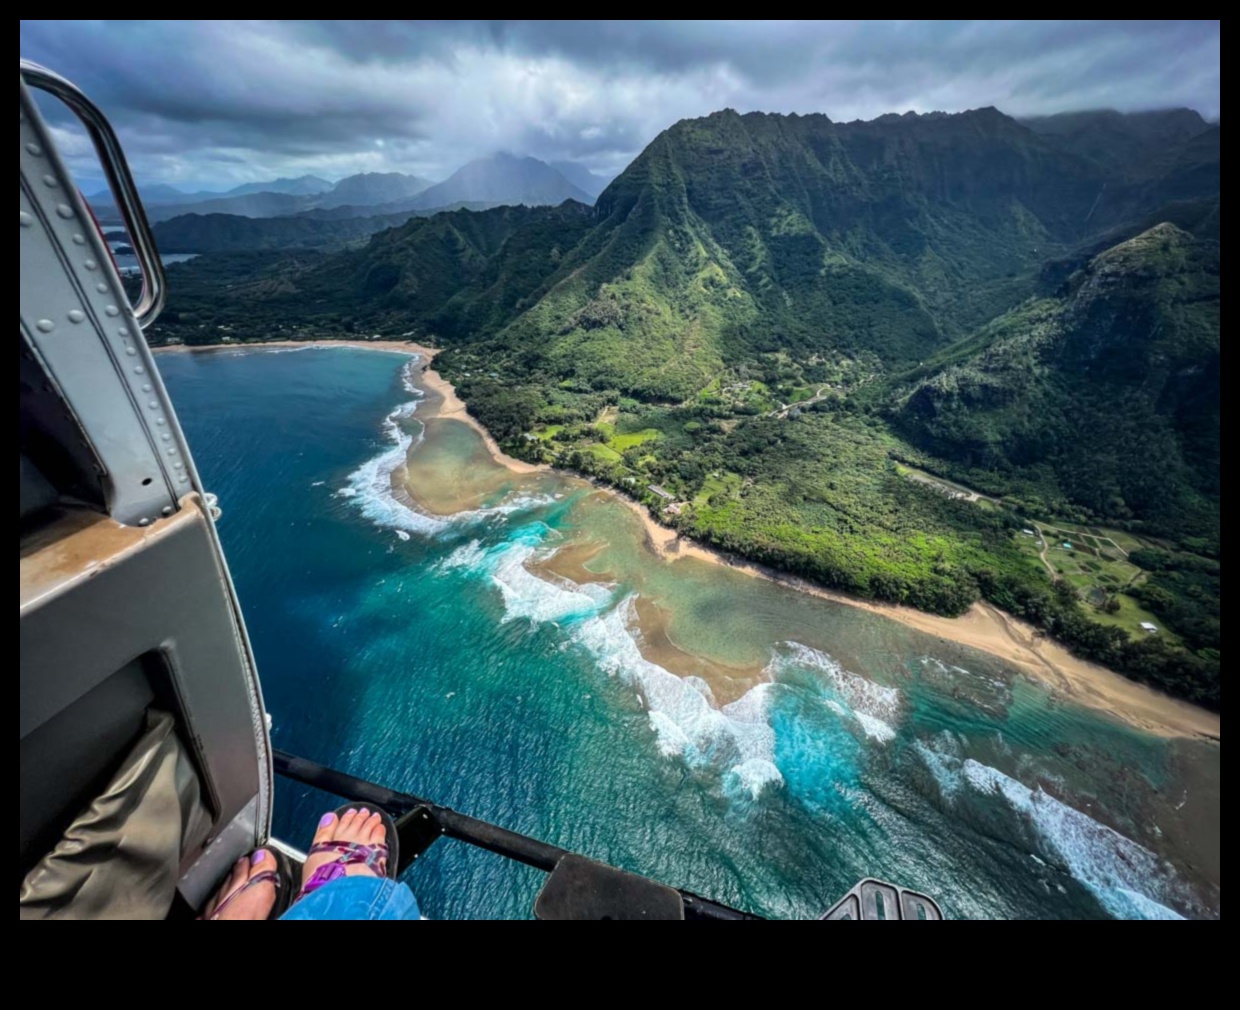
158, 346, 1218, 919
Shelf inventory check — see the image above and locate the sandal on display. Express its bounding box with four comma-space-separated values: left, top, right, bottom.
294, 804, 401, 903
205, 847, 293, 920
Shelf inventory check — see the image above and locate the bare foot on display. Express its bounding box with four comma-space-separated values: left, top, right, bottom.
300, 808, 388, 891
201, 849, 280, 920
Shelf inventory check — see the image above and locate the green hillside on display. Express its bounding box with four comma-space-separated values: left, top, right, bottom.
149, 106, 1221, 707
892, 224, 1219, 546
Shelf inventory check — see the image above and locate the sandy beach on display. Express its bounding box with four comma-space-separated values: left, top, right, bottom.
424, 349, 1219, 739
406, 348, 548, 476
158, 338, 1220, 741
610, 494, 1220, 741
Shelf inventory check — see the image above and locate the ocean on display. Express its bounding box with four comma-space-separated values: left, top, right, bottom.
157, 345, 1220, 920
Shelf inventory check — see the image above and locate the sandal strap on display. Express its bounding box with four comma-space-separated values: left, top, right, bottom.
207, 869, 280, 920
306, 840, 388, 868
296, 841, 389, 901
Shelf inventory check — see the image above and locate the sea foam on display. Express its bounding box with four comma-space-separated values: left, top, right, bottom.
340, 359, 550, 537
490, 533, 612, 625
339, 359, 448, 535
573, 597, 781, 797
768, 642, 901, 743
442, 520, 782, 797
916, 735, 1191, 920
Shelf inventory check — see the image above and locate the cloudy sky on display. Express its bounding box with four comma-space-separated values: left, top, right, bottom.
20, 19, 1221, 193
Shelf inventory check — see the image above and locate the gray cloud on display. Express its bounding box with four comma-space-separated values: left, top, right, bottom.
19, 19, 1220, 193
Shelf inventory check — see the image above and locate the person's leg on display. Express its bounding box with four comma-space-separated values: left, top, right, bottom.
199, 848, 282, 920
280, 875, 421, 920
280, 806, 421, 921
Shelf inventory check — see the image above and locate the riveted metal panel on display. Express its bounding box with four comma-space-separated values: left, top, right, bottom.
20, 78, 192, 525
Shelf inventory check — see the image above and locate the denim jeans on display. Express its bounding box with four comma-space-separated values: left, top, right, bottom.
280, 876, 421, 920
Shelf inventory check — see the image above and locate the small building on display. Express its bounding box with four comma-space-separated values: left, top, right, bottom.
1062, 542, 1073, 550
663, 503, 683, 516
648, 484, 675, 501
1022, 529, 1036, 536
1140, 622, 1159, 634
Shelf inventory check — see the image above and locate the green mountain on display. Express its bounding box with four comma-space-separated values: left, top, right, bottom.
293, 202, 596, 334
151, 202, 595, 332
437, 107, 1210, 402
892, 223, 1219, 544
491, 107, 1112, 399
152, 202, 496, 253
150, 106, 1221, 706
1021, 108, 1211, 180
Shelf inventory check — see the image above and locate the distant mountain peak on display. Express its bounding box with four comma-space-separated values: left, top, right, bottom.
318, 172, 436, 209
226, 175, 333, 198
410, 154, 594, 210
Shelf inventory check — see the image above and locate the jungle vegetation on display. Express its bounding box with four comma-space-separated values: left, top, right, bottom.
149, 106, 1221, 707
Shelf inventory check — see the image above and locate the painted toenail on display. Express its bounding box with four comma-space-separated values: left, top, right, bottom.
252, 849, 268, 866
345, 808, 358, 816
358, 807, 370, 817
319, 812, 336, 827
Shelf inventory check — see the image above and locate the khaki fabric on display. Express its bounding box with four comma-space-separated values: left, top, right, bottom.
20, 710, 211, 919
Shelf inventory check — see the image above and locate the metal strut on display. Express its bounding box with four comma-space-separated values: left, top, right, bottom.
20, 59, 166, 329
273, 749, 761, 920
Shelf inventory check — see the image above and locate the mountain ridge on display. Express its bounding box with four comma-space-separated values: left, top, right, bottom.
103, 155, 600, 224
149, 104, 1221, 705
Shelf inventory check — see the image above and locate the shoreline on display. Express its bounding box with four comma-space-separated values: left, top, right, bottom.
609, 494, 1220, 741
155, 338, 545, 474
152, 338, 421, 356
406, 347, 549, 476
157, 338, 1220, 741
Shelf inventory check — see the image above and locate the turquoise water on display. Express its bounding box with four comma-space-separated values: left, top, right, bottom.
158, 347, 1220, 920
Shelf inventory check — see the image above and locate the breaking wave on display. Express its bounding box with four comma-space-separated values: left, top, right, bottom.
436, 521, 782, 798
916, 734, 1191, 920
573, 597, 780, 798
768, 642, 901, 743
340, 358, 549, 536
338, 358, 447, 534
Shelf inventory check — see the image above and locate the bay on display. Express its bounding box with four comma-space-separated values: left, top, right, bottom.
158, 345, 1220, 920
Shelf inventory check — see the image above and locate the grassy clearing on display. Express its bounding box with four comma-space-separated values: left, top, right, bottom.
694, 471, 743, 507
582, 442, 624, 464
1029, 519, 1132, 557
608, 428, 660, 452
1025, 535, 1140, 583
1086, 593, 1180, 645
1012, 530, 1179, 635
